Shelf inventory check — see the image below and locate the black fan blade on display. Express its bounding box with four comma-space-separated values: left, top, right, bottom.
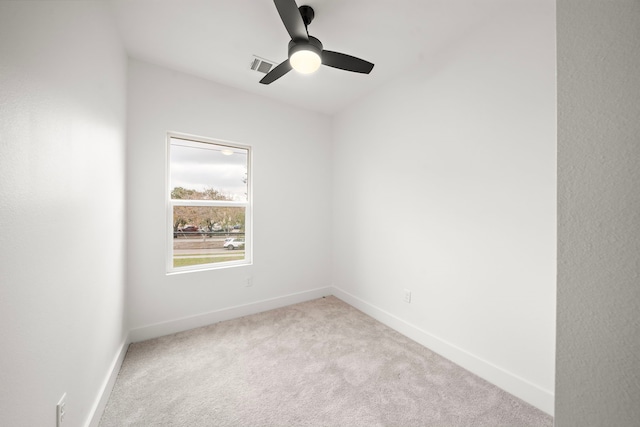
322, 50, 374, 74
259, 59, 293, 85
274, 0, 308, 41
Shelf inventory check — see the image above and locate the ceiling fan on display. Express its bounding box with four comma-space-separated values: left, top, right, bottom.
260, 0, 375, 85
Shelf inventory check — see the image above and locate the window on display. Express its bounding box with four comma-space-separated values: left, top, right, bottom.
167, 133, 251, 273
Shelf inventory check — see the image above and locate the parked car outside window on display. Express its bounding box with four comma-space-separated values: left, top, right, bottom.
223, 238, 245, 250
180, 225, 200, 233
174, 225, 202, 238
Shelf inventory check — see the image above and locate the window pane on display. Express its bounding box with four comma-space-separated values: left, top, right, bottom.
170, 137, 248, 202
173, 206, 246, 268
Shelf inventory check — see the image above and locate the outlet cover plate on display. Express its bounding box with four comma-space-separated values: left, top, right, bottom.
57, 393, 67, 426
403, 289, 411, 303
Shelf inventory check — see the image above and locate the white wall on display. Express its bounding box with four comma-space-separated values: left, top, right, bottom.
126, 60, 332, 335
556, 1, 640, 425
332, 1, 556, 414
0, 2, 127, 426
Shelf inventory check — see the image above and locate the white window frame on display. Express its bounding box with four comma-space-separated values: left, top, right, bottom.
166, 132, 252, 274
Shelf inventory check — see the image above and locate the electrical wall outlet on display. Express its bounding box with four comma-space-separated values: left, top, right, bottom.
56, 393, 67, 426
403, 289, 411, 303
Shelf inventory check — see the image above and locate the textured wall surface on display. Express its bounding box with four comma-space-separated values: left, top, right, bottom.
0, 2, 127, 426
126, 60, 333, 331
332, 1, 556, 414
556, 1, 640, 425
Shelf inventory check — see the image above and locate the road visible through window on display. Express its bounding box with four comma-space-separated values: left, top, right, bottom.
168, 134, 251, 272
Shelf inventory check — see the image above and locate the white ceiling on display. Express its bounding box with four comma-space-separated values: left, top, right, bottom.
110, 0, 512, 115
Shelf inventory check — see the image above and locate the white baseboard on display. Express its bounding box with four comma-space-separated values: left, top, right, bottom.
129, 286, 333, 343
86, 333, 131, 427
331, 286, 554, 416
89, 285, 552, 425
88, 288, 331, 425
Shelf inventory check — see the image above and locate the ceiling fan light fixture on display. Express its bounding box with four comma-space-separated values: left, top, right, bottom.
259, 2, 374, 85
290, 49, 321, 74
287, 36, 323, 75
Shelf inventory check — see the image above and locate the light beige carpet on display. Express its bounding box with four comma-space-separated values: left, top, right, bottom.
100, 296, 553, 426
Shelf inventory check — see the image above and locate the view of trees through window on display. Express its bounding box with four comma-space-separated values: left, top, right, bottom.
172, 188, 245, 233
168, 135, 250, 271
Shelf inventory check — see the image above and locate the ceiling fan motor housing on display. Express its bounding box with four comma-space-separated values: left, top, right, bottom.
288, 36, 323, 59
298, 5, 315, 27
